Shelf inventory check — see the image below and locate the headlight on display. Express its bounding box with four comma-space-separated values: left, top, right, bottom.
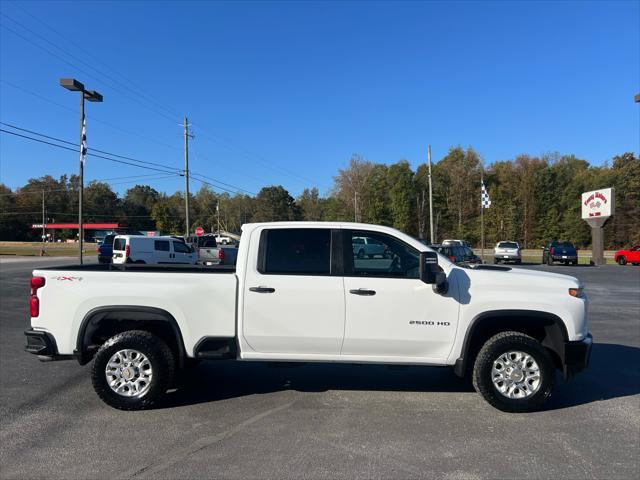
569, 287, 585, 298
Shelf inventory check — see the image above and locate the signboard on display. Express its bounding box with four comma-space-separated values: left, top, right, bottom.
195, 227, 205, 237
581, 188, 614, 219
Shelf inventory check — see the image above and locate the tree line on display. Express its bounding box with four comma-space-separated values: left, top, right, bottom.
1, 148, 638, 248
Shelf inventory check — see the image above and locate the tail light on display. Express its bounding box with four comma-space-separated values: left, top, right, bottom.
218, 249, 225, 261
30, 276, 45, 317
98, 245, 103, 254
448, 256, 455, 262
550, 247, 555, 255
125, 244, 130, 258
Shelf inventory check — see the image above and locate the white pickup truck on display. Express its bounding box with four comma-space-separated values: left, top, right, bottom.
25, 222, 592, 412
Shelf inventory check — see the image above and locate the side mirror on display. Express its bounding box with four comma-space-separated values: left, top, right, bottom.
420, 251, 449, 295
433, 271, 449, 295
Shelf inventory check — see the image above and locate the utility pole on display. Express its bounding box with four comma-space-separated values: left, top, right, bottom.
428, 145, 434, 244
217, 201, 221, 235
40, 189, 46, 256
183, 116, 193, 237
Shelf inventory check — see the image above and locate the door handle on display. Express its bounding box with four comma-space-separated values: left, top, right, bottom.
249, 286, 276, 293
349, 288, 376, 296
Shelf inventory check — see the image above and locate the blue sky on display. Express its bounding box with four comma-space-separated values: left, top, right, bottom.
1, 0, 638, 197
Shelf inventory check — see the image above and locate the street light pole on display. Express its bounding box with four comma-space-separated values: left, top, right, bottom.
60, 78, 102, 265
78, 91, 85, 263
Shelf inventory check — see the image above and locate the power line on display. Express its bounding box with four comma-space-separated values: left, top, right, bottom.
0, 128, 179, 174
190, 171, 256, 196
0, 122, 182, 173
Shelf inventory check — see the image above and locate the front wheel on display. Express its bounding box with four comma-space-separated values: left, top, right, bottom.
91, 330, 175, 410
617, 256, 627, 266
472, 331, 555, 412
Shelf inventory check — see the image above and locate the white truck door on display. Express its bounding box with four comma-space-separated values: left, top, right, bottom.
153, 239, 172, 263
341, 230, 459, 361
242, 227, 345, 355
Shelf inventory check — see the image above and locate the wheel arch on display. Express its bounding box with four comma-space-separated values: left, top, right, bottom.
454, 309, 568, 377
76, 306, 186, 368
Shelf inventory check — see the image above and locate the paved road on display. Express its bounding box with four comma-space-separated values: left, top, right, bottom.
1, 257, 638, 479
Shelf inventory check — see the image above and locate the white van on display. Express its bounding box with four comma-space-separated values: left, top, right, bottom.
112, 235, 197, 265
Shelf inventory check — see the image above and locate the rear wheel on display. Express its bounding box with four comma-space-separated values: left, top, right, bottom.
472, 331, 555, 412
91, 330, 175, 410
546, 255, 553, 266
493, 258, 499, 264
617, 256, 627, 266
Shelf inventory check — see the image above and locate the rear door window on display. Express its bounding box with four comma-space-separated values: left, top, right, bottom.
261, 228, 331, 275
154, 240, 170, 252
113, 238, 126, 251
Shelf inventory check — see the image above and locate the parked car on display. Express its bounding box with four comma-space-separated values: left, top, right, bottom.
461, 246, 483, 264
419, 241, 481, 266
441, 239, 471, 247
214, 234, 236, 245
97, 233, 116, 264
542, 241, 578, 266
614, 245, 640, 265
494, 241, 522, 264
185, 235, 239, 266
112, 235, 197, 265
352, 235, 388, 258
26, 221, 592, 412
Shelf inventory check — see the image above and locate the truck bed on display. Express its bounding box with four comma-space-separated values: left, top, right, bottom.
31, 263, 238, 357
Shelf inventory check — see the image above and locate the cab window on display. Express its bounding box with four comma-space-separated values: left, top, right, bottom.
346, 231, 420, 279
261, 228, 331, 275
173, 241, 190, 254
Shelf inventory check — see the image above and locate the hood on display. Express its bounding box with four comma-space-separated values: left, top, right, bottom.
462, 265, 581, 289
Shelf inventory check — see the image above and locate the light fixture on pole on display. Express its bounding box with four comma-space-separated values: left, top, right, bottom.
60, 78, 103, 265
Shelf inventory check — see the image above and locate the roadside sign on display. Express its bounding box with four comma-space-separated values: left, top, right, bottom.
581, 187, 614, 220
195, 227, 205, 237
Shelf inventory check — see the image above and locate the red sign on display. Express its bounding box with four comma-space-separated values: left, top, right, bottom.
195, 227, 205, 237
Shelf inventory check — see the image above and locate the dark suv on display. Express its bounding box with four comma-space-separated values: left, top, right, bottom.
542, 241, 578, 266
419, 240, 482, 265
97, 234, 116, 263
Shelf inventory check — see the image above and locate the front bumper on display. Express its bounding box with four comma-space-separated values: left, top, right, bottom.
24, 329, 74, 361
563, 333, 593, 379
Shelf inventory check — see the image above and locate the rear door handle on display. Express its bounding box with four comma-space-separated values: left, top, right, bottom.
349, 288, 376, 296
249, 286, 276, 293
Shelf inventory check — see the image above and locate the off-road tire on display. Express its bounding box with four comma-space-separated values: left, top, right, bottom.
92, 330, 175, 410
472, 331, 555, 412
546, 255, 553, 266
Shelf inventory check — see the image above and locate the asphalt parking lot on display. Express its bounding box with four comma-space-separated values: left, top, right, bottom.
1, 257, 638, 479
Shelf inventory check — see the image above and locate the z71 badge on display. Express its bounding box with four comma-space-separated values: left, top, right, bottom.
51, 276, 83, 282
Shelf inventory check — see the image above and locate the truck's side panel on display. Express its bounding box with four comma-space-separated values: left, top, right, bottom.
31, 269, 237, 357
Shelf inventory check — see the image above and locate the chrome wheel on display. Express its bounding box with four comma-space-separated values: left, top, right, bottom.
491, 350, 541, 399
105, 349, 153, 398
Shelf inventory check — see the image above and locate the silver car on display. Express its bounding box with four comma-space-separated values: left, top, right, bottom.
494, 241, 521, 264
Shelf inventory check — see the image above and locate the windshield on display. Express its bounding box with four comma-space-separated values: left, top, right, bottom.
552, 241, 575, 248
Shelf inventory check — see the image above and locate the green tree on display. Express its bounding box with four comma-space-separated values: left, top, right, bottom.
253, 186, 301, 222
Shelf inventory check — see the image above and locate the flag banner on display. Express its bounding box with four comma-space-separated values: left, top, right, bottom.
80, 116, 87, 165
481, 182, 491, 209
